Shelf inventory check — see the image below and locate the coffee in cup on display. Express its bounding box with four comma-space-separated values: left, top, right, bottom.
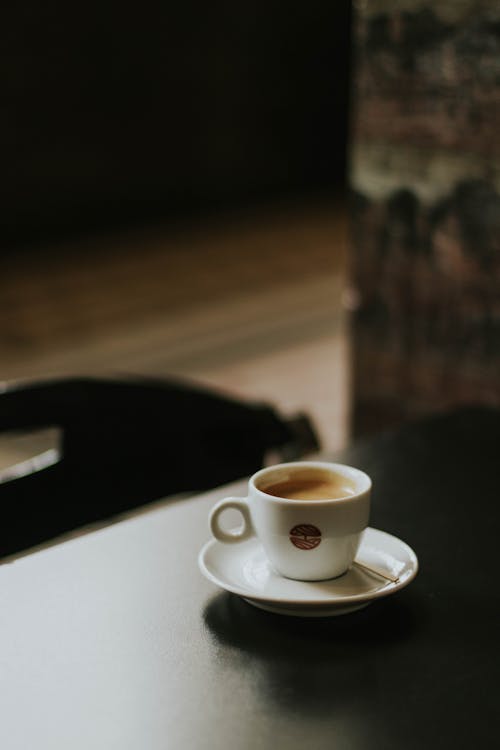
209, 461, 371, 581
262, 468, 356, 501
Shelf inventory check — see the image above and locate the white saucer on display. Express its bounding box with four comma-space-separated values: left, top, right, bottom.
199, 527, 418, 617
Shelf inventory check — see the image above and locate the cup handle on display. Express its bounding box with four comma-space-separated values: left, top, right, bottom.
209, 497, 254, 544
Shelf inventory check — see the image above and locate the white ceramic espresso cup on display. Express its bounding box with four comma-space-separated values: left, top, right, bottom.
209, 461, 371, 581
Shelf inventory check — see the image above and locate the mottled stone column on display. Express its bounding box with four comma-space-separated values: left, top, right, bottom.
349, 0, 500, 434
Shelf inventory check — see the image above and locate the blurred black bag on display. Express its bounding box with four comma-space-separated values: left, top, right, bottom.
0, 376, 318, 556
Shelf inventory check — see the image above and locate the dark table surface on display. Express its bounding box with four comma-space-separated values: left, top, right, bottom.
1, 408, 498, 749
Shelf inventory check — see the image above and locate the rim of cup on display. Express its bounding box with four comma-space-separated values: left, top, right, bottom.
250, 461, 372, 505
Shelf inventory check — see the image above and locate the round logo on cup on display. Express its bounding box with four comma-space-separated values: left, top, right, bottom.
289, 524, 322, 550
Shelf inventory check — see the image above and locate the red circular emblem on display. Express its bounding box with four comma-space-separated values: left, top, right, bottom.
289, 524, 322, 550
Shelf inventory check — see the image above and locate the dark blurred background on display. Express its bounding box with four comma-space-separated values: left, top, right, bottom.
4, 0, 498, 483
2, 1, 352, 247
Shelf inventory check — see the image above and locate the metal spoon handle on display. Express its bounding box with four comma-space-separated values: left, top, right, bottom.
353, 559, 400, 583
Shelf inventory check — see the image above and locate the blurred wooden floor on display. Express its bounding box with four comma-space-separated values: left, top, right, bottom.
0, 202, 349, 465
